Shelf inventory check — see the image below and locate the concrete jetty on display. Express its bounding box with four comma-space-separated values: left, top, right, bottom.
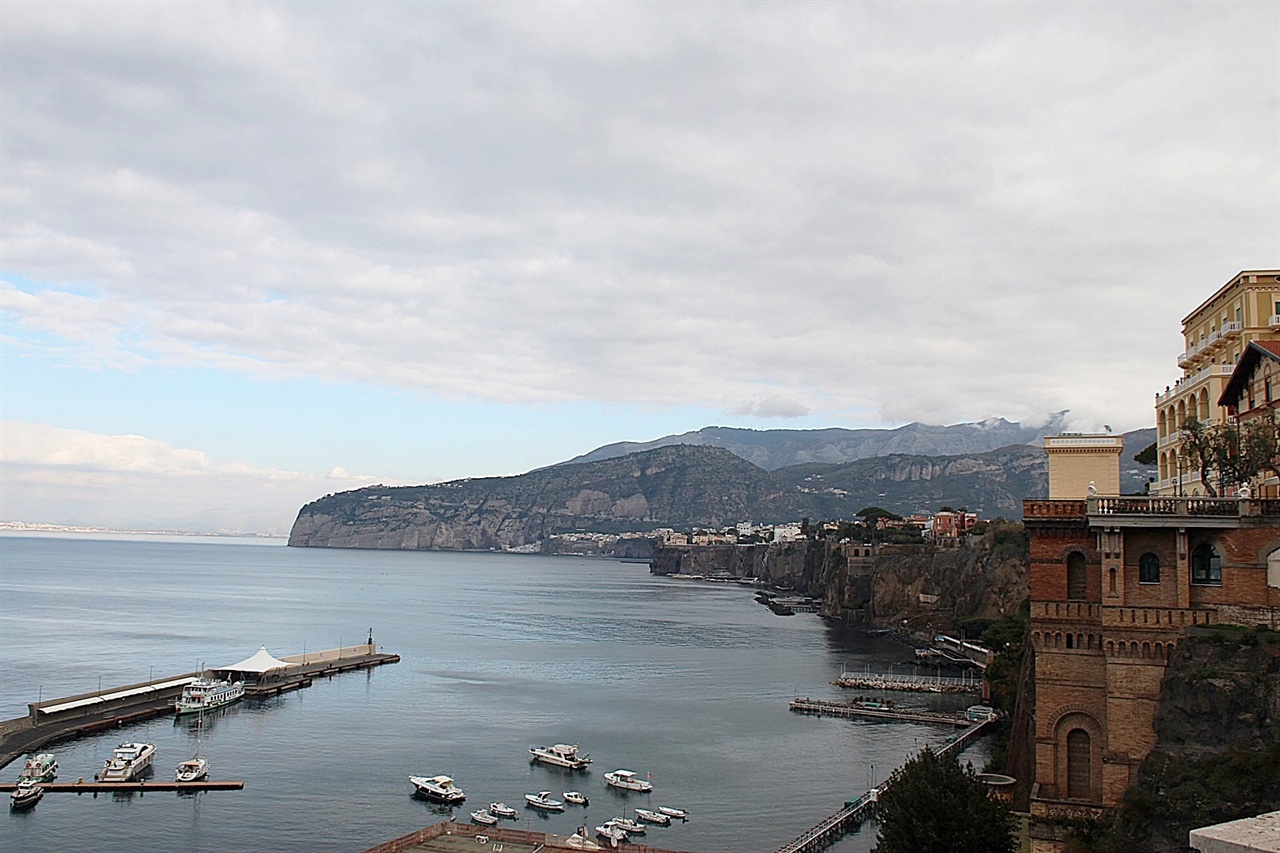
0, 643, 400, 770
0, 780, 244, 794
790, 697, 973, 726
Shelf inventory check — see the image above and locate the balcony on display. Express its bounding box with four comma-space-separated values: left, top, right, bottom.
1221, 320, 1243, 337
1271, 314, 1280, 329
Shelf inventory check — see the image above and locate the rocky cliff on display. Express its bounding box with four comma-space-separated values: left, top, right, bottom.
650, 534, 1029, 630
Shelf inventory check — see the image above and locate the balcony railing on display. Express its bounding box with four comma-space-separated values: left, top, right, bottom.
1222, 320, 1243, 337
1092, 496, 1238, 516
1271, 314, 1280, 329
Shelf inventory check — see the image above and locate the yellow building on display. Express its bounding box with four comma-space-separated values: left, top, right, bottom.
1045, 435, 1122, 499
1154, 270, 1280, 496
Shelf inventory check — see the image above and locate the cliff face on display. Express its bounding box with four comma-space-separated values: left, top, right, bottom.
650, 537, 1028, 630
1123, 628, 1280, 850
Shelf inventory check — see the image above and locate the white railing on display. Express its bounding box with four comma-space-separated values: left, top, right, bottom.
1270, 314, 1280, 328
1222, 320, 1243, 336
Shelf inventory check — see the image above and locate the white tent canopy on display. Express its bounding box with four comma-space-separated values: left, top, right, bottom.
219, 645, 293, 673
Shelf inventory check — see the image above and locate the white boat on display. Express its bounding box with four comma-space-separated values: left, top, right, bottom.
174, 677, 245, 715
607, 816, 645, 835
603, 769, 653, 792
635, 807, 671, 825
657, 805, 689, 820
470, 809, 498, 825
563, 828, 604, 850
96, 742, 156, 782
524, 790, 565, 811
17, 753, 57, 783
528, 743, 592, 769
489, 801, 518, 818
409, 774, 466, 803
595, 824, 628, 845
175, 756, 209, 782
563, 790, 589, 805
10, 780, 43, 810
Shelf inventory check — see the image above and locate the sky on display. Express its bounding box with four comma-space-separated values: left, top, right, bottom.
2, 1, 1277, 535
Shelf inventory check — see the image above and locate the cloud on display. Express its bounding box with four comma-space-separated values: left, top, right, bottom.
0, 1, 1276, 442
0, 422, 387, 534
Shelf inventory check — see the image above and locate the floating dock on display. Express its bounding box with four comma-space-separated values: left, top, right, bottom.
0, 780, 244, 793
0, 643, 400, 770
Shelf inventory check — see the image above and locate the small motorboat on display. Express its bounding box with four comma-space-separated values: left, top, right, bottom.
489, 801, 519, 818
657, 805, 689, 820
606, 816, 645, 835
17, 753, 57, 783
595, 823, 628, 845
603, 769, 653, 792
409, 774, 466, 804
470, 809, 499, 826
563, 790, 589, 805
635, 807, 671, 825
564, 827, 604, 850
10, 779, 43, 810
528, 743, 592, 770
175, 756, 210, 783
525, 790, 565, 811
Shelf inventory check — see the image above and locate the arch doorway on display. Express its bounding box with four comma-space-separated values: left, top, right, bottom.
1066, 728, 1091, 800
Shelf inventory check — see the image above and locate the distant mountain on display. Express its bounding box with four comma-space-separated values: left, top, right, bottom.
289, 428, 1156, 551
563, 414, 1072, 470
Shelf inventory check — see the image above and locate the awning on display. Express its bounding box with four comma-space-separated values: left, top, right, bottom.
218, 645, 293, 673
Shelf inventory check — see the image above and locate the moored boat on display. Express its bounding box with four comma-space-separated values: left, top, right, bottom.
657, 805, 689, 820
606, 816, 645, 835
635, 807, 671, 825
175, 756, 210, 782
10, 780, 43, 810
563, 790, 589, 805
524, 790, 565, 811
174, 677, 245, 715
489, 801, 518, 818
96, 742, 156, 782
528, 743, 591, 770
409, 774, 466, 804
470, 808, 498, 825
17, 753, 57, 783
603, 769, 652, 792
595, 823, 628, 845
564, 827, 604, 850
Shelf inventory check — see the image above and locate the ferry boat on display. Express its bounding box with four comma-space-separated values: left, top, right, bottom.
603, 769, 652, 792
17, 753, 57, 783
10, 779, 43, 810
174, 677, 245, 715
524, 790, 565, 811
409, 774, 466, 804
96, 742, 157, 782
528, 743, 591, 769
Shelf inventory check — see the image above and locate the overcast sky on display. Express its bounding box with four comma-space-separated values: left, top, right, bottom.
2, 1, 1277, 534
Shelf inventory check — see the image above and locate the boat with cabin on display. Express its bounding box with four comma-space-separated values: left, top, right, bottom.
174, 676, 244, 715
489, 801, 518, 818
470, 809, 498, 825
10, 780, 43, 810
524, 790, 565, 811
96, 742, 156, 782
409, 774, 466, 803
17, 754, 57, 783
175, 756, 210, 782
603, 769, 652, 792
657, 805, 689, 820
595, 823, 629, 845
606, 816, 645, 835
563, 790, 589, 805
528, 743, 591, 769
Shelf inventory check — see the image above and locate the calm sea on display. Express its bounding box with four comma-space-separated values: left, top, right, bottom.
0, 534, 987, 852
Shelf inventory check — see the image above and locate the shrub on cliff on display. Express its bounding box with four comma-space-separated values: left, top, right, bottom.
872, 749, 1017, 853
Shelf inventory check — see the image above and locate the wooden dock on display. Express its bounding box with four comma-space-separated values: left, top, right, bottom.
790, 697, 971, 726
0, 780, 243, 793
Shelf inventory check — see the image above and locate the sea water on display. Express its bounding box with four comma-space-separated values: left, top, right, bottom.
0, 534, 987, 852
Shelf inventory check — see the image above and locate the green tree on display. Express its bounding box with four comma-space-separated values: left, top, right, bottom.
873, 749, 1017, 853
1181, 416, 1219, 496
1133, 441, 1157, 466
857, 506, 902, 524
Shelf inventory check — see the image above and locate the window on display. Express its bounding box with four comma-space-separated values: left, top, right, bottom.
1139, 552, 1160, 584
1191, 543, 1222, 585
1067, 552, 1087, 600
1067, 729, 1091, 800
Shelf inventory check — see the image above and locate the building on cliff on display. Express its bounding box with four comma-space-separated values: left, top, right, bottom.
1024, 434, 1280, 851
1154, 269, 1280, 497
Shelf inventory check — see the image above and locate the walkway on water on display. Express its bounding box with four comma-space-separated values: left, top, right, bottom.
0, 646, 400, 770
774, 716, 995, 853
833, 670, 982, 694
790, 697, 974, 726
0, 780, 244, 793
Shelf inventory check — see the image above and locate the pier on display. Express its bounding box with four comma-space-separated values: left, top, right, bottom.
790, 697, 973, 726
362, 820, 698, 853
0, 780, 244, 794
833, 669, 982, 694
774, 710, 996, 853
0, 643, 400, 770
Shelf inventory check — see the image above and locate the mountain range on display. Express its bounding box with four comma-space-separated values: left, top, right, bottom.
289, 420, 1156, 551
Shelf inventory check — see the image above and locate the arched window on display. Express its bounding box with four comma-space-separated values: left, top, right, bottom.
1065, 633, 1074, 649
1268, 549, 1280, 589
1139, 552, 1160, 584
1066, 729, 1091, 800
1191, 544, 1221, 585
1108, 567, 1117, 593
1067, 552, 1087, 600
